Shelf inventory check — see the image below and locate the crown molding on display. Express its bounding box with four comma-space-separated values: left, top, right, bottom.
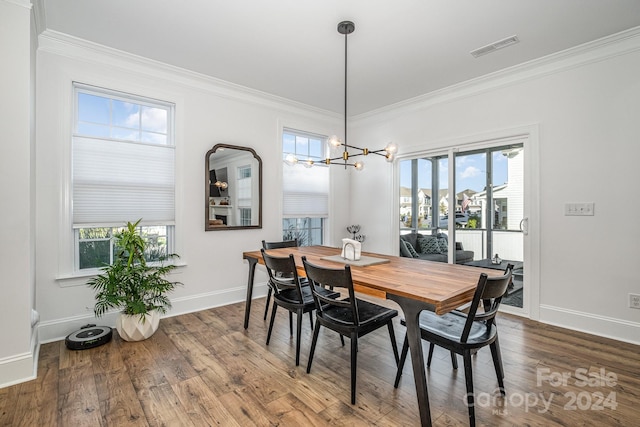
31, 0, 46, 35
353, 26, 640, 123
37, 30, 341, 122
2, 0, 31, 9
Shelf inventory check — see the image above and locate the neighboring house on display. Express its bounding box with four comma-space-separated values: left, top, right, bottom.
465, 148, 524, 230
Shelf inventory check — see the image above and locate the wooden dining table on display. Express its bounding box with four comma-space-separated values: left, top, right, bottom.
242, 245, 503, 427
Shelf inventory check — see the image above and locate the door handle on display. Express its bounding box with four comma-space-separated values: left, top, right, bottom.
519, 218, 529, 235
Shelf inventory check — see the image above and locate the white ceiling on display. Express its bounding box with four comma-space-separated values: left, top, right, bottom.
41, 0, 640, 115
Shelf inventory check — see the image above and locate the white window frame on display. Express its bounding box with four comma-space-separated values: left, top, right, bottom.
71, 83, 176, 273
282, 128, 329, 246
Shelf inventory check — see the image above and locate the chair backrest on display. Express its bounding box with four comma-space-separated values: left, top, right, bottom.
261, 249, 304, 302
481, 263, 514, 313
301, 256, 360, 326
262, 239, 298, 250
461, 267, 513, 343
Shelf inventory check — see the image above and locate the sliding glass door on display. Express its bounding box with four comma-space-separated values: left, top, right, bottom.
454, 145, 524, 308
399, 142, 525, 309
400, 155, 450, 261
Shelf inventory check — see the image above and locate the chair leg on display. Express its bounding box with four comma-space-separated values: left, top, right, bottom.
490, 339, 506, 395
295, 309, 303, 366
387, 321, 399, 365
306, 321, 321, 373
308, 311, 313, 329
289, 311, 293, 337
463, 350, 476, 427
350, 332, 358, 404
266, 302, 278, 345
340, 334, 345, 346
427, 343, 435, 367
394, 335, 409, 388
263, 288, 272, 320
450, 351, 458, 370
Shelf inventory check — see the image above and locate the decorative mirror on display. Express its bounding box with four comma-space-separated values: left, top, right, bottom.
205, 144, 262, 231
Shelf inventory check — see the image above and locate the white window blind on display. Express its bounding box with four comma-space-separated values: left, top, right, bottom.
72, 136, 175, 227
282, 162, 329, 217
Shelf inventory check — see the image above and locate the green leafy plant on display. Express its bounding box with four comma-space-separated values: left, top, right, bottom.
87, 219, 181, 320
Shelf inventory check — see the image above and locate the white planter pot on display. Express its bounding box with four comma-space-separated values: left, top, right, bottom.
116, 311, 160, 342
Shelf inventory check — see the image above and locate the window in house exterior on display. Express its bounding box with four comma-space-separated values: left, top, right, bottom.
282, 129, 328, 246
72, 83, 175, 270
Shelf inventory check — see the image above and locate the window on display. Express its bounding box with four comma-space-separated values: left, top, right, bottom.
283, 130, 325, 162
282, 129, 329, 246
72, 83, 175, 270
283, 218, 324, 245
236, 165, 252, 225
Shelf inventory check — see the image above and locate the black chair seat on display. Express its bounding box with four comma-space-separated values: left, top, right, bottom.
275, 285, 336, 307
321, 298, 398, 332
401, 311, 497, 349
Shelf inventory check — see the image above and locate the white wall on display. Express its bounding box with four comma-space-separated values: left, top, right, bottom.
0, 0, 36, 387
349, 32, 640, 343
33, 33, 350, 344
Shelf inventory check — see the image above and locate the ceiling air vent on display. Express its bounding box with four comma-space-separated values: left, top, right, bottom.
470, 35, 520, 58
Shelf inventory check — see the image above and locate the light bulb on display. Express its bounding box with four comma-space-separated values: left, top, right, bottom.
303, 159, 314, 168
328, 135, 342, 148
284, 153, 298, 166
385, 141, 398, 154
354, 161, 364, 171
385, 153, 394, 163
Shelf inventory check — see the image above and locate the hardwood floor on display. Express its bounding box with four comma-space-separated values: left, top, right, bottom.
1, 298, 638, 426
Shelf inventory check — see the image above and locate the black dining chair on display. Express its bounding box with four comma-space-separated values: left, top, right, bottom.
302, 256, 400, 404
419, 263, 515, 372
394, 268, 512, 427
261, 239, 300, 320
261, 249, 339, 366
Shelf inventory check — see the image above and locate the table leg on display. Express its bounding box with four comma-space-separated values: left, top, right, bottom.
388, 294, 432, 427
243, 257, 258, 329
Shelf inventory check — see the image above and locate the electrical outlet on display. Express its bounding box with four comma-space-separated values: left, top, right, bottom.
564, 203, 595, 216
630, 293, 640, 309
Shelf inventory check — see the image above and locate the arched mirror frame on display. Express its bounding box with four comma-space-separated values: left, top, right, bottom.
205, 143, 262, 231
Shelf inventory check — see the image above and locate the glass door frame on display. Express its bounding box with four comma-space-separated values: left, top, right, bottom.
394, 125, 540, 319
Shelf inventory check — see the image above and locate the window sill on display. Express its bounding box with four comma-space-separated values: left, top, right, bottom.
56, 261, 187, 287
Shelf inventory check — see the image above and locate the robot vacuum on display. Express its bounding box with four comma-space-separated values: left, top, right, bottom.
65, 324, 112, 350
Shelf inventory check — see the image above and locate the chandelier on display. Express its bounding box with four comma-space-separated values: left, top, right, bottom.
285, 21, 398, 170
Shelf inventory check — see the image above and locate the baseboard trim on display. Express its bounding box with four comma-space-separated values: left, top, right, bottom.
38, 282, 269, 344
0, 323, 40, 388
539, 304, 640, 345
0, 352, 35, 389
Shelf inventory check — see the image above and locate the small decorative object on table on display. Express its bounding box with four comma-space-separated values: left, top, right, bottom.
346, 225, 365, 243
491, 253, 502, 265
341, 238, 362, 261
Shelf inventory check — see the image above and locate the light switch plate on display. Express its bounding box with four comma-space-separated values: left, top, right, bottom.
564, 202, 595, 216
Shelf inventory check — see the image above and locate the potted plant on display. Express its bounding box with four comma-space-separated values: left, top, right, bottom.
87, 219, 181, 341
